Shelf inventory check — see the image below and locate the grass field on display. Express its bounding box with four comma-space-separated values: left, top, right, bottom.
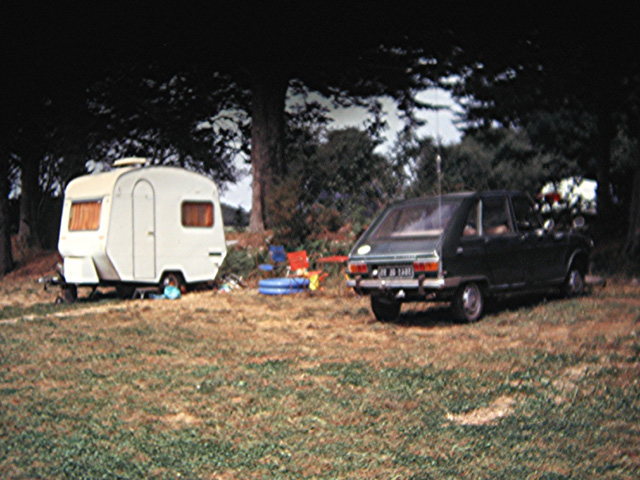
1, 272, 639, 479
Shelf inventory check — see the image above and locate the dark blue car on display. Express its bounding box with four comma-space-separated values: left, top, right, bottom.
346, 191, 593, 322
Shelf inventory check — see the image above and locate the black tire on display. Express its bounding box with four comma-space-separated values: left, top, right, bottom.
371, 295, 401, 322
563, 266, 585, 297
161, 272, 185, 291
452, 282, 484, 323
116, 284, 136, 299
61, 284, 77, 303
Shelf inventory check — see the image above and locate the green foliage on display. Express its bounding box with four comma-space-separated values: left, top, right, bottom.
267, 174, 310, 246
269, 126, 399, 245
403, 128, 573, 197
218, 246, 257, 279
87, 64, 249, 185
221, 204, 249, 229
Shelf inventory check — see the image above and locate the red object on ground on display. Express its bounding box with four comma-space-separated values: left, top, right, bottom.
317, 255, 349, 264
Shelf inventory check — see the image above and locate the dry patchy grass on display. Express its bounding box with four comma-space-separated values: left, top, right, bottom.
1, 266, 640, 478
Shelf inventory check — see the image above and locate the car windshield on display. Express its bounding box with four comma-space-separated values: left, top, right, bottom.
369, 198, 462, 240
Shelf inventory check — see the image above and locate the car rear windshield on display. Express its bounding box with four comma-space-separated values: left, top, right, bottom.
369, 198, 462, 240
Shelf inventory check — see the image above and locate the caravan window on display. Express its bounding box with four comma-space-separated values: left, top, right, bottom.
69, 200, 102, 231
182, 201, 213, 228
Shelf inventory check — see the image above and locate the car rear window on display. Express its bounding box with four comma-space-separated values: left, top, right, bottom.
370, 199, 461, 239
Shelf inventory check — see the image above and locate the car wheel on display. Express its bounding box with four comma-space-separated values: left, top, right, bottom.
371, 296, 401, 322
563, 267, 585, 297
452, 282, 484, 323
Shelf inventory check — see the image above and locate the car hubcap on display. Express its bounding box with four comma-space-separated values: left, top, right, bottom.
463, 285, 480, 316
569, 270, 583, 294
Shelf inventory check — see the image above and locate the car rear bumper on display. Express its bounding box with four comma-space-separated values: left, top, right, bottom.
346, 276, 463, 293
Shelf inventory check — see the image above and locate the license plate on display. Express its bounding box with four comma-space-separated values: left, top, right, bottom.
378, 265, 414, 278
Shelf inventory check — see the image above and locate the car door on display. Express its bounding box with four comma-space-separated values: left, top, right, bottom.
481, 194, 526, 288
449, 199, 488, 278
511, 194, 566, 285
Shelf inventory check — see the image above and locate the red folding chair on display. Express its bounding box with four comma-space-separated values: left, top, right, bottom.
286, 250, 328, 290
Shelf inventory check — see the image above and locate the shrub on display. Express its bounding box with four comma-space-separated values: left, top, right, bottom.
218, 246, 257, 280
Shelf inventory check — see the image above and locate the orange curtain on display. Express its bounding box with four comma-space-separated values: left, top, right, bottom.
181, 202, 213, 227
69, 200, 102, 231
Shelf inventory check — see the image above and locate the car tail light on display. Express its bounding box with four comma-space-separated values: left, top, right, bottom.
348, 262, 368, 274
413, 260, 439, 273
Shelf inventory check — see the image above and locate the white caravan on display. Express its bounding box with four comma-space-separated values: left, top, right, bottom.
57, 158, 227, 299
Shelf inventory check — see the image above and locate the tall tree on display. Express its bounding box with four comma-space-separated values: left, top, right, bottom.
271, 124, 396, 244
447, 6, 640, 250
15, 5, 640, 254
3, 5, 462, 242
187, 7, 457, 232
1, 33, 248, 266
0, 152, 14, 274
623, 102, 640, 257
87, 63, 248, 184
402, 128, 572, 198
248, 65, 288, 231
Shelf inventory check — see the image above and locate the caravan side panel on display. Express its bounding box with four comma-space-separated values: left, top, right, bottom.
105, 167, 227, 284
152, 169, 227, 284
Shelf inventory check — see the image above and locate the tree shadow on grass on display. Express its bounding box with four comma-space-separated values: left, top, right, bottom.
393, 303, 459, 328
389, 292, 557, 328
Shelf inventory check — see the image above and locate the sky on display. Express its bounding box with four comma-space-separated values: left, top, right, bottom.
220, 88, 462, 210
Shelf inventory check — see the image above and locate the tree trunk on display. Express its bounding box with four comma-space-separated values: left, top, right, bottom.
623, 89, 640, 260
17, 155, 42, 249
248, 69, 288, 233
0, 157, 14, 275
624, 168, 640, 259
594, 96, 616, 223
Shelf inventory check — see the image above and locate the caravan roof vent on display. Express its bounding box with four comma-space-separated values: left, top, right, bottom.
113, 157, 147, 168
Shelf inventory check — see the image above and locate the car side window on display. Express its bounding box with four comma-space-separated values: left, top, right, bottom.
462, 200, 480, 237
482, 197, 512, 236
511, 196, 542, 232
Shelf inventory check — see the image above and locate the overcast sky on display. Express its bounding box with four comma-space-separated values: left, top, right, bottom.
221, 88, 462, 210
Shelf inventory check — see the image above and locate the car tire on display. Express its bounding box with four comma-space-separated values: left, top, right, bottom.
371, 296, 401, 322
452, 282, 484, 323
563, 266, 585, 297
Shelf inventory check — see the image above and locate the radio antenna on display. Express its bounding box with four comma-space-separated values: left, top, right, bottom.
435, 85, 443, 231
437, 153, 442, 229
434, 83, 444, 279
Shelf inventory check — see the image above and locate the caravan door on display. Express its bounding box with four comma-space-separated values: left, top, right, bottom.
133, 180, 156, 280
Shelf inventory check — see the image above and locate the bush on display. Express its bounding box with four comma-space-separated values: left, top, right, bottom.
218, 246, 257, 280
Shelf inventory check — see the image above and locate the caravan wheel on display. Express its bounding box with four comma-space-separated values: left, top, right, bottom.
116, 285, 136, 299
60, 285, 77, 303
161, 272, 186, 292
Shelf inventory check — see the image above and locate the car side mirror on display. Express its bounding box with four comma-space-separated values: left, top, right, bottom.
543, 218, 555, 231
